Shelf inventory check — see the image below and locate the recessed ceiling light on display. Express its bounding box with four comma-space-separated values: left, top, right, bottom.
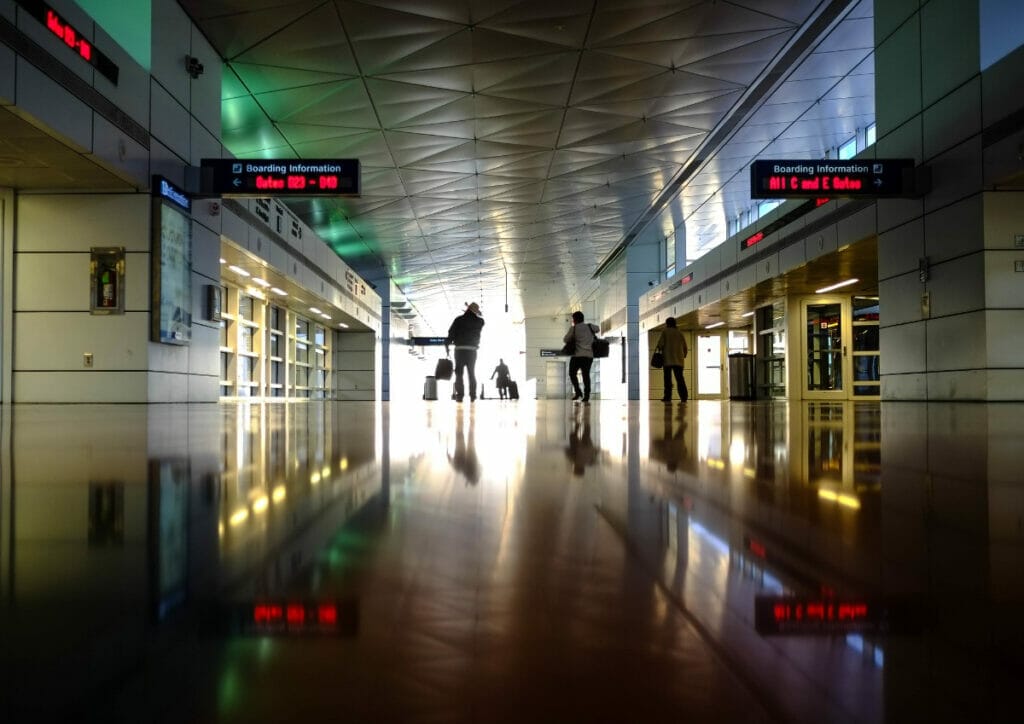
252, 277, 271, 287
227, 265, 250, 277
219, 258, 226, 264
310, 307, 323, 314
741, 311, 755, 318
705, 321, 725, 329
271, 287, 288, 296
337, 322, 349, 329
815, 278, 859, 294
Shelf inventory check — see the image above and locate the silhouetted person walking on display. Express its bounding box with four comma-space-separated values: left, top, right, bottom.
445, 302, 484, 402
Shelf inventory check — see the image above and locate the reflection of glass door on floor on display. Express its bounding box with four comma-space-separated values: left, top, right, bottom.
696, 334, 723, 397
546, 360, 566, 399
803, 299, 846, 399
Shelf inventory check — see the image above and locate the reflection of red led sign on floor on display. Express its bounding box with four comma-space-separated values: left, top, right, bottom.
751, 159, 915, 199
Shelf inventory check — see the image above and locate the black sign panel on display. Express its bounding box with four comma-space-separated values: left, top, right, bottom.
200, 159, 360, 197
411, 337, 447, 346
750, 159, 915, 199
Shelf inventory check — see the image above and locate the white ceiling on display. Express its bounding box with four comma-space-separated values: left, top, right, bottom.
180, 0, 875, 333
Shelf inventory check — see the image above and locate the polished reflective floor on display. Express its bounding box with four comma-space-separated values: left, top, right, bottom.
1, 399, 1021, 723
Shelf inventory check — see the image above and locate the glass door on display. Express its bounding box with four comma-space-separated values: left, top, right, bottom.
802, 298, 849, 400
696, 333, 724, 397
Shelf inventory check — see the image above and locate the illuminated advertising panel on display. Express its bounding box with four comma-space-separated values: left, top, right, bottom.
151, 176, 192, 345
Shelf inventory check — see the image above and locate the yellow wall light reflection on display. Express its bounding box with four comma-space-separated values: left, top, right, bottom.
818, 488, 861, 509
252, 495, 269, 514
272, 486, 286, 503
340, 457, 349, 471
229, 509, 249, 526
310, 472, 321, 485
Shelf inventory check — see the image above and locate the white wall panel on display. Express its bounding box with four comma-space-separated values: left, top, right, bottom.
985, 309, 1024, 367
926, 311, 987, 371
16, 60, 92, 151
924, 136, 984, 213
0, 41, 15, 103
14, 371, 147, 402
754, 253, 779, 284
150, 0, 191, 107
149, 138, 185, 185
187, 324, 219, 377
90, 113, 149, 187
923, 76, 981, 160
14, 312, 149, 370
91, 25, 149, 127
192, 223, 221, 281
986, 369, 1024, 401
837, 204, 876, 247
878, 218, 924, 280
15, 253, 87, 310
778, 242, 805, 275
879, 271, 925, 326
985, 251, 1024, 307
190, 117, 222, 168
879, 323, 926, 374
921, 0, 980, 108
983, 191, 1024, 248
17, 195, 150, 252
150, 81, 189, 162
148, 371, 190, 402
189, 24, 222, 137
221, 208, 247, 247
930, 253, 985, 317
926, 369, 988, 400
875, 14, 922, 135
881, 372, 927, 400
188, 373, 219, 402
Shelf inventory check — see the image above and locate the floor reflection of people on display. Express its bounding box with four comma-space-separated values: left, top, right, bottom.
649, 404, 689, 473
565, 405, 598, 476
448, 406, 480, 484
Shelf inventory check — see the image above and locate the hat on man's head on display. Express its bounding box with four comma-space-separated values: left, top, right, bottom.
467, 302, 481, 315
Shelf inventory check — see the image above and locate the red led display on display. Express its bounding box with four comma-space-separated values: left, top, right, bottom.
15, 0, 119, 84
743, 231, 764, 249
201, 159, 361, 197
750, 159, 915, 199
747, 538, 767, 558
680, 273, 693, 284
239, 599, 357, 636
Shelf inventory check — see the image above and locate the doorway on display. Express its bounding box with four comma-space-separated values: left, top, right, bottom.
696, 333, 725, 397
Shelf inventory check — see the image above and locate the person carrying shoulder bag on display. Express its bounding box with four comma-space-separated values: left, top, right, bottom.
656, 317, 688, 402
564, 311, 599, 403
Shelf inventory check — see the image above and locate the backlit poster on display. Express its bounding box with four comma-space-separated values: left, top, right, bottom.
151, 177, 192, 344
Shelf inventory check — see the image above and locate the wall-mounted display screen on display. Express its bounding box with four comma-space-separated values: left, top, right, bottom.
151, 176, 192, 345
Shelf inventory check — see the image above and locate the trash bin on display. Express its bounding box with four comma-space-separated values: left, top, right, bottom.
728, 353, 755, 400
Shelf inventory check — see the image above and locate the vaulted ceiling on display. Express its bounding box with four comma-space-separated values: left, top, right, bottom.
180, 0, 874, 332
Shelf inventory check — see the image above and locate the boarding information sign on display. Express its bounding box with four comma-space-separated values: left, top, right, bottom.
201, 159, 360, 197
750, 159, 914, 199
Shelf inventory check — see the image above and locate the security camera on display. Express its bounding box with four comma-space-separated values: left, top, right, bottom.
185, 55, 204, 79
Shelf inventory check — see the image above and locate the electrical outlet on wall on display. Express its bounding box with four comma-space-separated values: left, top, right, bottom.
83, 353, 93, 368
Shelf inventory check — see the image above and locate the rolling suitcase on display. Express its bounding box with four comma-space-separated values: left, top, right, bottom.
423, 375, 438, 400
507, 380, 519, 400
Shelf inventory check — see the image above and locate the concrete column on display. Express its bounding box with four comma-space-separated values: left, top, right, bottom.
875, 0, 1024, 400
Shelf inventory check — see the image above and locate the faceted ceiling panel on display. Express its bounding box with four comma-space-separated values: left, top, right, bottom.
181, 0, 870, 333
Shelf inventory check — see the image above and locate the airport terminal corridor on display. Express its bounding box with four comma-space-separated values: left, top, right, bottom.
1, 399, 1020, 723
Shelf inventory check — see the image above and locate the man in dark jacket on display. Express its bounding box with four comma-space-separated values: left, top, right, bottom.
445, 302, 485, 402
